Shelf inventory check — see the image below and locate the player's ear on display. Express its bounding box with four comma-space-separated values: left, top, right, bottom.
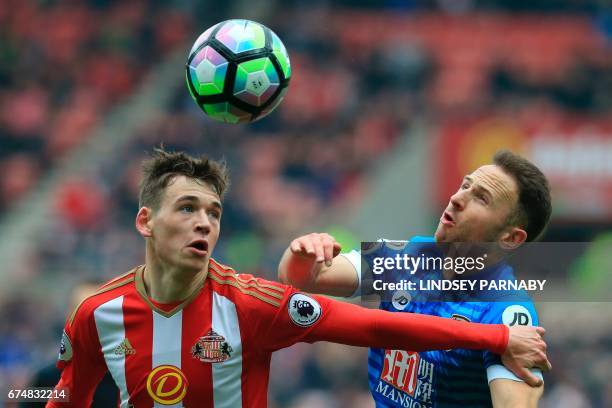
135, 207, 153, 238
498, 226, 527, 250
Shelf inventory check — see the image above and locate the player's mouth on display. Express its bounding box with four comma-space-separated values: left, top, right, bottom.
440, 211, 456, 227
187, 239, 209, 257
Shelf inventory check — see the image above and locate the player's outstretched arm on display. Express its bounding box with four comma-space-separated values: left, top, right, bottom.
278, 232, 358, 297
301, 296, 550, 387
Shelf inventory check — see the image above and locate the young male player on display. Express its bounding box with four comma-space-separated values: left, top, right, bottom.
48, 149, 549, 407
279, 150, 552, 407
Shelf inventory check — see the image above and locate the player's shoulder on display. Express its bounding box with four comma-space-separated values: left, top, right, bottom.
363, 235, 434, 254
208, 258, 287, 308
98, 267, 139, 294
69, 267, 139, 327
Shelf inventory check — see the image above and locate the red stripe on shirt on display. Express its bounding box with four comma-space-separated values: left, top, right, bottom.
181, 279, 214, 408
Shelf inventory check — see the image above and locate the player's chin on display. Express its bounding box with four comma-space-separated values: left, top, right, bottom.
180, 256, 208, 272
435, 225, 459, 243
434, 224, 447, 242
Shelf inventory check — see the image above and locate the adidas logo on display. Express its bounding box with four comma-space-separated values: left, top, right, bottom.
114, 338, 136, 356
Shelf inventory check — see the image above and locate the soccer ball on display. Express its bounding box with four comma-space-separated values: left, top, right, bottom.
186, 20, 291, 124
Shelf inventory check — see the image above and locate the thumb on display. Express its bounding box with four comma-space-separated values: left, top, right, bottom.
535, 326, 546, 336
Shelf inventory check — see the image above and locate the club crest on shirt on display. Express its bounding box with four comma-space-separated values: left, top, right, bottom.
384, 240, 409, 250
288, 293, 322, 327
192, 329, 233, 363
362, 241, 383, 254
58, 330, 72, 361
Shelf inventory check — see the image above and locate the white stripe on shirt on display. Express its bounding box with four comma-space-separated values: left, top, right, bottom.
152, 310, 183, 408
94, 296, 130, 408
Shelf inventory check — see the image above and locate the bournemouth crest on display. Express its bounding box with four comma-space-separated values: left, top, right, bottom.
192, 329, 232, 363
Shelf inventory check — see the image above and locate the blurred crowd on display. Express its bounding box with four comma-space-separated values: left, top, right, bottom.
0, 0, 196, 213
1, 0, 612, 406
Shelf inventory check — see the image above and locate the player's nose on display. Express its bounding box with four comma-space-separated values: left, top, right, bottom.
194, 211, 211, 234
450, 190, 466, 211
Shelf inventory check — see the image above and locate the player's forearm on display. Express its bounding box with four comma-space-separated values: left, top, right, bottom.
374, 308, 508, 354
312, 299, 508, 354
278, 247, 321, 291
279, 251, 359, 297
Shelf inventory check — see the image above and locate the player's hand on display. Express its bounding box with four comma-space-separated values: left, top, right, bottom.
289, 233, 342, 267
502, 326, 551, 387
280, 233, 357, 297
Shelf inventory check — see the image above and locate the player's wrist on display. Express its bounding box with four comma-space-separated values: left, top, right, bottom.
471, 322, 509, 355
280, 250, 319, 288
497, 324, 510, 354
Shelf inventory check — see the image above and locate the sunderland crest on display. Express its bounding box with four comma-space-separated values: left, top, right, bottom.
192, 329, 232, 363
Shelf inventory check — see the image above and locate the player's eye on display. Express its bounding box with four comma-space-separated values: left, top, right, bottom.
208, 210, 221, 220
180, 205, 194, 213
477, 194, 488, 204
461, 182, 470, 190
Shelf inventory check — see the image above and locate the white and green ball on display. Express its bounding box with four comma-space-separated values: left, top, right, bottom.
186, 20, 291, 124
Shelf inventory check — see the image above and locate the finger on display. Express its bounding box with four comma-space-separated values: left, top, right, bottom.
321, 235, 335, 266
290, 240, 302, 253
516, 367, 543, 387
332, 241, 342, 257
536, 326, 546, 336
301, 238, 316, 257
538, 356, 552, 372
312, 235, 325, 263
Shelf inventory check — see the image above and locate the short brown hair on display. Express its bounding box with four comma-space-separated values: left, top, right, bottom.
493, 150, 552, 241
139, 148, 229, 210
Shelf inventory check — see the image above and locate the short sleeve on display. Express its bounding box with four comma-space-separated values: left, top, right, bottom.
339, 250, 363, 298
46, 304, 108, 407
343, 239, 411, 298
253, 284, 330, 352
480, 301, 544, 384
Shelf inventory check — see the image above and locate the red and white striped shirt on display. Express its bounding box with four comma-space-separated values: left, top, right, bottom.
47, 259, 508, 407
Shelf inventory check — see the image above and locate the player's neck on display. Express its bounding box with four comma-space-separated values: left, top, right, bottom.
143, 252, 208, 303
